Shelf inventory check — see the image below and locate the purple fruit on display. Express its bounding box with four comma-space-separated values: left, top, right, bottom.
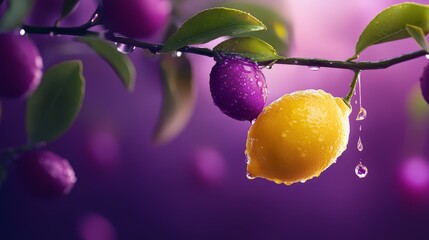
209, 54, 268, 121
17, 150, 76, 197
0, 34, 43, 99
102, 0, 172, 38
420, 62, 429, 105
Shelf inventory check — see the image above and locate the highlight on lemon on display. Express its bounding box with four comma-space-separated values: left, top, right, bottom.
245, 89, 351, 185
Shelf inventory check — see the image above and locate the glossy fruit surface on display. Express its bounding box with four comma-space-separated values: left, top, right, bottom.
102, 0, 171, 38
245, 89, 351, 185
0, 34, 43, 99
17, 150, 76, 197
210, 54, 267, 121
420, 62, 429, 105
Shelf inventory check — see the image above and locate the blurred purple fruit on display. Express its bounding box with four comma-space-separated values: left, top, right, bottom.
209, 54, 267, 121
0, 34, 43, 99
420, 62, 429, 105
191, 147, 225, 186
102, 0, 171, 38
17, 150, 76, 197
78, 213, 117, 240
25, 0, 97, 26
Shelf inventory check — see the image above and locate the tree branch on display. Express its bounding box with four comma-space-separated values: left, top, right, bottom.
21, 24, 428, 71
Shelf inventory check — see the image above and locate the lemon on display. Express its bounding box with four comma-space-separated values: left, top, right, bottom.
245, 89, 351, 185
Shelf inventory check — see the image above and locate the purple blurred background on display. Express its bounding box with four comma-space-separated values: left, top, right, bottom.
1, 0, 429, 239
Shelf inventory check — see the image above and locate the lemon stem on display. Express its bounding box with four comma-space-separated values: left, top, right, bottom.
343, 70, 361, 108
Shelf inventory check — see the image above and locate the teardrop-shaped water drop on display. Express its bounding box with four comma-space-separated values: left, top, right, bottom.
115, 43, 135, 54
356, 107, 367, 121
355, 162, 368, 178
309, 66, 320, 71
357, 137, 363, 151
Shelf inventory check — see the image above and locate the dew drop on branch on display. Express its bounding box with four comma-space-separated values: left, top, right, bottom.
19, 29, 26, 36
309, 66, 320, 71
172, 51, 182, 58
115, 43, 135, 54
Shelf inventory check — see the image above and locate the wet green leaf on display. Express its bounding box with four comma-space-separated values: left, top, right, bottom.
26, 60, 85, 143
219, 2, 291, 54
77, 37, 135, 91
0, 0, 33, 31
153, 54, 195, 144
349, 2, 429, 61
214, 37, 284, 62
406, 24, 429, 52
57, 0, 80, 24
163, 7, 266, 52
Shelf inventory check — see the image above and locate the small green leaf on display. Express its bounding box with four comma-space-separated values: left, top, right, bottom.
0, 0, 33, 31
214, 37, 284, 62
56, 0, 80, 24
407, 84, 429, 123
406, 24, 429, 52
77, 37, 135, 91
153, 54, 195, 144
26, 60, 85, 143
219, 2, 291, 54
350, 2, 429, 61
163, 7, 266, 52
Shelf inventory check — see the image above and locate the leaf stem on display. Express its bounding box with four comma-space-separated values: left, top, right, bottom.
0, 142, 46, 162
343, 70, 361, 108
20, 24, 428, 71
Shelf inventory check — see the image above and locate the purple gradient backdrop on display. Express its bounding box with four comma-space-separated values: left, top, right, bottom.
1, 0, 429, 239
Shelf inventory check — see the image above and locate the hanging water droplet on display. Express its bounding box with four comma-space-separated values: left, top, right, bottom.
355, 162, 368, 178
294, 60, 299, 64
266, 65, 273, 69
426, 54, 429, 60
357, 137, 363, 151
359, 125, 362, 131
172, 51, 182, 58
49, 32, 54, 37
91, 13, 99, 23
309, 66, 320, 71
356, 107, 367, 121
250, 119, 256, 125
115, 42, 135, 54
246, 171, 255, 180
19, 29, 26, 36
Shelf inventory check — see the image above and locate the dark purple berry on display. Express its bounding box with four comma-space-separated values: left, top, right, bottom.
420, 62, 429, 105
0, 34, 43, 99
102, 0, 172, 38
209, 54, 268, 121
17, 150, 76, 197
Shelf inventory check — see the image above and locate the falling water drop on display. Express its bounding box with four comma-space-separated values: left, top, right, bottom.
309, 66, 320, 71
356, 107, 367, 121
19, 29, 26, 36
357, 137, 363, 151
115, 43, 135, 54
355, 162, 368, 178
359, 125, 362, 131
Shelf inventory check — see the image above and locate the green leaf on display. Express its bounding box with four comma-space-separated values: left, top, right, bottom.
406, 24, 429, 52
56, 0, 80, 25
349, 2, 429, 61
0, 0, 33, 31
153, 54, 195, 144
77, 37, 135, 91
162, 7, 266, 52
407, 84, 429, 122
219, 2, 291, 54
214, 37, 284, 62
26, 60, 85, 143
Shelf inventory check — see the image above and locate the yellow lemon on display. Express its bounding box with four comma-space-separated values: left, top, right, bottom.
245, 89, 351, 185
